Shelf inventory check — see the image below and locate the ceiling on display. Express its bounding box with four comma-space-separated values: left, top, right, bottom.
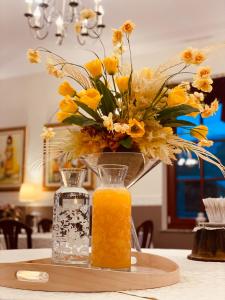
1, 0, 225, 79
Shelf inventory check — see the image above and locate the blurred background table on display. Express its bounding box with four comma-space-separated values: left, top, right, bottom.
0, 248, 224, 300
0, 232, 52, 249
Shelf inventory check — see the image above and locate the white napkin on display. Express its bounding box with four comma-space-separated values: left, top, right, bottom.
202, 198, 225, 223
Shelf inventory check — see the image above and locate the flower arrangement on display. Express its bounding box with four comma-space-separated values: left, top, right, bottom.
28, 20, 224, 173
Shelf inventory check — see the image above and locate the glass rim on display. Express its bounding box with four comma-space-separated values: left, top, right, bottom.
80, 152, 144, 157
98, 164, 128, 170
60, 167, 86, 172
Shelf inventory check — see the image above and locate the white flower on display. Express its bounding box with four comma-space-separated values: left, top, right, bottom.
102, 112, 114, 130
40, 127, 55, 140
194, 92, 204, 102
114, 123, 129, 134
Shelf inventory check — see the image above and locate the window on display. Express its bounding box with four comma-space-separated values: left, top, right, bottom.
167, 103, 225, 229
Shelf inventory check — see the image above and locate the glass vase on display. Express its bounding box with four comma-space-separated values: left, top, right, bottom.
91, 164, 131, 270
52, 168, 90, 265
81, 152, 160, 252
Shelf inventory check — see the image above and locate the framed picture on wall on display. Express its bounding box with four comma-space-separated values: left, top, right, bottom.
0, 127, 26, 191
43, 123, 95, 191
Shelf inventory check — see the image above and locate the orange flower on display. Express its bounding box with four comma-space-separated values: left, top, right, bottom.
167, 87, 188, 107
59, 96, 78, 113
190, 125, 208, 141
112, 29, 123, 45
46, 63, 64, 78
196, 66, 211, 78
121, 20, 135, 35
180, 48, 194, 64
78, 88, 102, 110
85, 58, 102, 78
56, 111, 73, 123
192, 78, 213, 93
201, 99, 219, 118
198, 139, 214, 147
192, 50, 206, 65
115, 76, 129, 93
27, 49, 40, 63
103, 56, 119, 75
58, 81, 76, 96
127, 119, 145, 138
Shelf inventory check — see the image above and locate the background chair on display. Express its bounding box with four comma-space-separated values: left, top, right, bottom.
136, 220, 154, 248
38, 218, 52, 232
0, 219, 32, 249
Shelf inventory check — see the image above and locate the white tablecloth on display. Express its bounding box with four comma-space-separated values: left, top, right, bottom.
0, 248, 224, 299
0, 233, 52, 249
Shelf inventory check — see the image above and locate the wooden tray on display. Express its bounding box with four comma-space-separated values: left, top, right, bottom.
0, 252, 180, 292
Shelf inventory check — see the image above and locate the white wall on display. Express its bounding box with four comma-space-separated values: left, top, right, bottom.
0, 73, 163, 206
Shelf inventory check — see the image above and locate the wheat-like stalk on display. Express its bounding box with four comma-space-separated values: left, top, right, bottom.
169, 136, 225, 177
50, 54, 92, 89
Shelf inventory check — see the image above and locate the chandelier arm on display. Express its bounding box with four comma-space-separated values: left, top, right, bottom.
76, 34, 85, 46
27, 16, 47, 31
42, 6, 52, 24
24, 1, 105, 45
69, 7, 76, 23
35, 30, 49, 40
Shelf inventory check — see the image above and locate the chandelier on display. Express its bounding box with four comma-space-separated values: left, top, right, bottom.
24, 0, 105, 45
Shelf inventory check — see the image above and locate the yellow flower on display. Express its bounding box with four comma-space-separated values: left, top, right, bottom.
186, 96, 202, 117
80, 8, 96, 20
103, 56, 119, 75
46, 62, 64, 78
201, 99, 219, 118
193, 92, 204, 102
78, 88, 101, 110
40, 127, 55, 140
167, 86, 188, 107
192, 78, 213, 93
102, 113, 114, 131
196, 66, 212, 78
121, 20, 135, 35
116, 76, 129, 93
85, 59, 102, 78
180, 48, 206, 65
59, 96, 78, 113
180, 48, 194, 64
56, 111, 73, 123
127, 119, 145, 138
198, 139, 214, 147
192, 50, 206, 65
190, 125, 208, 140
112, 29, 123, 45
27, 49, 40, 63
58, 81, 76, 97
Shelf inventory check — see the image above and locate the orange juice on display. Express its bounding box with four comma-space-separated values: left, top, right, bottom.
91, 187, 131, 269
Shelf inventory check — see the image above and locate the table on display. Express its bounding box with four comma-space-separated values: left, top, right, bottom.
0, 233, 52, 249
0, 248, 224, 300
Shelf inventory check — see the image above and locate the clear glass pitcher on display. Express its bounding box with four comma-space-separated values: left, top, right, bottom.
52, 168, 90, 265
91, 164, 131, 270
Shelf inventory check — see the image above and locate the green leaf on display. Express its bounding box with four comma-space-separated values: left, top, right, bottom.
158, 104, 199, 121
75, 101, 102, 122
162, 119, 196, 127
95, 79, 117, 115
63, 115, 98, 127
119, 137, 132, 149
